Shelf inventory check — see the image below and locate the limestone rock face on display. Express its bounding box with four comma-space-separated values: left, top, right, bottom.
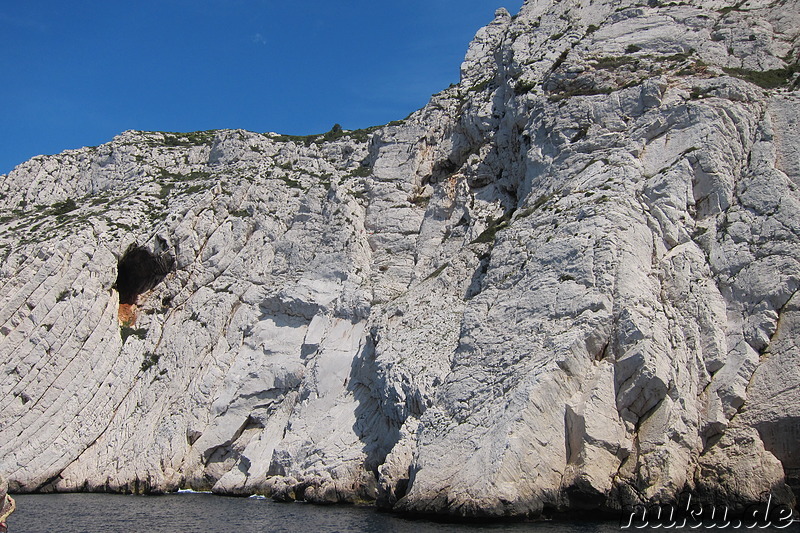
1, 0, 799, 518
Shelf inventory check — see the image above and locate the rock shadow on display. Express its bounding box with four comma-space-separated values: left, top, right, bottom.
348, 332, 403, 478
114, 244, 174, 305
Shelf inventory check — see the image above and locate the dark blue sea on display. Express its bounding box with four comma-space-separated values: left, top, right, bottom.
8, 493, 798, 532
9, 493, 621, 533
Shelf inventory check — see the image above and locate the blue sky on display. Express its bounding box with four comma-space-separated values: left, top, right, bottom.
0, 1, 524, 175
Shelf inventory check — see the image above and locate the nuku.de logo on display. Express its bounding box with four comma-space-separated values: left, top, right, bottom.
620, 491, 797, 529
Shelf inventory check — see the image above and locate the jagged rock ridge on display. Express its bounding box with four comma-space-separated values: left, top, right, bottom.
1, 0, 799, 519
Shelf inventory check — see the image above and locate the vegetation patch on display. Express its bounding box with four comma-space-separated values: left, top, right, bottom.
272, 133, 319, 146
50, 198, 77, 216
662, 50, 695, 63
408, 193, 430, 208
689, 86, 715, 99
570, 126, 589, 143
158, 183, 175, 199
317, 173, 333, 190
189, 311, 208, 327
548, 86, 614, 101
183, 170, 211, 181
424, 263, 450, 281
514, 79, 537, 94
107, 218, 135, 233
90, 196, 109, 206
350, 188, 368, 201
157, 169, 211, 186
319, 124, 346, 143
121, 326, 148, 344
140, 351, 160, 372
157, 169, 181, 181
270, 124, 348, 145
718, 2, 746, 15
468, 78, 493, 92
675, 60, 709, 77
350, 165, 372, 178
471, 210, 515, 244
533, 192, 555, 210
229, 208, 251, 218
279, 174, 302, 188
347, 125, 382, 143
183, 184, 205, 195
549, 49, 571, 76
722, 65, 800, 89
161, 130, 217, 147
271, 121, 390, 146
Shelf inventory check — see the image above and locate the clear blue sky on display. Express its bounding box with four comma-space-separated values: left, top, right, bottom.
0, 1, 524, 175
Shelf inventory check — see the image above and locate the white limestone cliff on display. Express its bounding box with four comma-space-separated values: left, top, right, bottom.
1, 0, 798, 518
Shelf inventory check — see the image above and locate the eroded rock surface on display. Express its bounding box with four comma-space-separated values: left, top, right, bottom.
1, 0, 798, 518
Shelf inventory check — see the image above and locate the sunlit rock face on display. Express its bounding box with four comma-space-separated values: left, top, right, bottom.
1, 0, 799, 518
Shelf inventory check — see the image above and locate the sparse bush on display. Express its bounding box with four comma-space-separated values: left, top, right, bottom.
515, 80, 537, 94
424, 263, 449, 281
51, 198, 77, 216
722, 65, 800, 89
468, 79, 493, 92
279, 175, 302, 188
471, 210, 515, 244
183, 171, 211, 181
121, 327, 148, 344
351, 166, 372, 178
141, 351, 160, 372
230, 208, 251, 218
592, 56, 637, 70
158, 183, 175, 199
161, 130, 217, 147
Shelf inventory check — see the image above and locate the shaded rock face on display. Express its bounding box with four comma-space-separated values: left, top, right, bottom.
1, 0, 799, 519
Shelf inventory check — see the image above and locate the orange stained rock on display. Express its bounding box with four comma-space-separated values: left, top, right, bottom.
119, 303, 137, 326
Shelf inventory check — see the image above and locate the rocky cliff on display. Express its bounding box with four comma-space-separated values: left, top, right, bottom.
1, 0, 799, 519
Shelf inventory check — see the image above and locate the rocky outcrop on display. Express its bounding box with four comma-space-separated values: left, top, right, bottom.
1, 0, 798, 519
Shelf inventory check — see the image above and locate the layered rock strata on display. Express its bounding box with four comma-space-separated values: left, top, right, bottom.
1, 0, 798, 518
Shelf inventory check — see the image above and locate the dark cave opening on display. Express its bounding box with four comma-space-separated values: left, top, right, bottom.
114, 245, 174, 306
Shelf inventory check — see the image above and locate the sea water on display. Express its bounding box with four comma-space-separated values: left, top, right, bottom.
8, 493, 624, 533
